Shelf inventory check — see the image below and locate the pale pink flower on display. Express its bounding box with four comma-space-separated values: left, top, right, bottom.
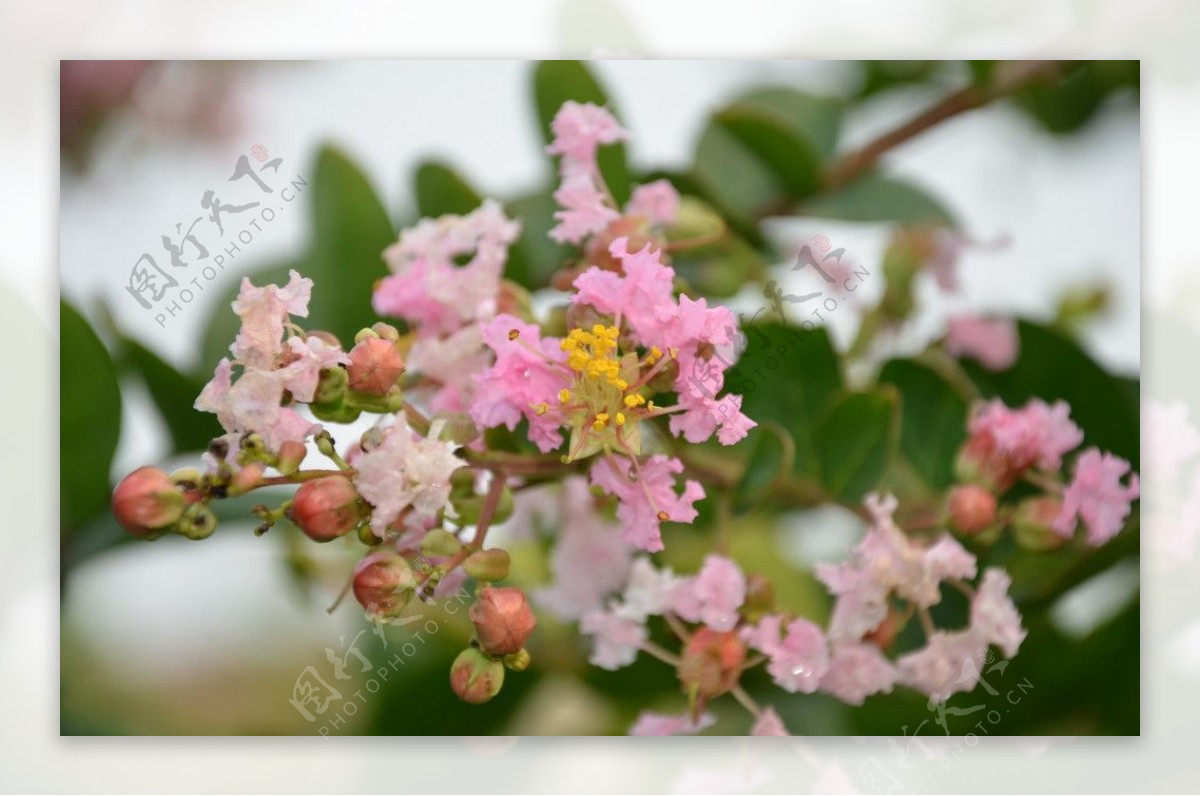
589, 454, 705, 553
470, 314, 571, 453
629, 709, 715, 736
750, 707, 789, 736
230, 270, 313, 369
1146, 399, 1200, 479
740, 614, 829, 693
275, 335, 350, 403
618, 557, 680, 621
670, 554, 747, 632
546, 101, 629, 178
897, 630, 986, 701
536, 479, 633, 620
354, 415, 466, 533
580, 606, 646, 670
1053, 448, 1140, 545
969, 398, 1084, 472
670, 393, 757, 447
927, 229, 969, 292
944, 314, 1019, 371
550, 173, 619, 244
817, 493, 977, 641
373, 200, 520, 336
819, 642, 897, 705
406, 325, 491, 414
195, 359, 318, 451
971, 568, 1026, 658
626, 179, 680, 226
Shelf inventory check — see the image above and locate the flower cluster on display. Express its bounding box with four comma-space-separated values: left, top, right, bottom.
108, 98, 1140, 736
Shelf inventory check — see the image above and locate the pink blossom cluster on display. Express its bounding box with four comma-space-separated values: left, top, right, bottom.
196, 270, 348, 451
961, 398, 1139, 545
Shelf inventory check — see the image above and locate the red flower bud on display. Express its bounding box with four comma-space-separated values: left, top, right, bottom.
450, 648, 505, 704
468, 586, 537, 656
946, 484, 998, 535
112, 467, 184, 537
347, 336, 405, 395
351, 552, 417, 620
288, 476, 363, 541
275, 440, 307, 475
678, 627, 746, 700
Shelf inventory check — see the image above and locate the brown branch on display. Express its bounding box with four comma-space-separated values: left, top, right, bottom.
822, 60, 1069, 191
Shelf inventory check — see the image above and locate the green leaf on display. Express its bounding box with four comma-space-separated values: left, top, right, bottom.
504, 190, 572, 291
730, 323, 842, 481
962, 320, 1139, 468
734, 87, 842, 159
817, 390, 897, 502
878, 359, 968, 489
800, 173, 956, 226
118, 337, 219, 453
666, 195, 767, 297
413, 160, 482, 218
307, 145, 397, 343
532, 60, 632, 205
61, 301, 122, 530
692, 121, 783, 237
733, 421, 795, 514
712, 105, 824, 196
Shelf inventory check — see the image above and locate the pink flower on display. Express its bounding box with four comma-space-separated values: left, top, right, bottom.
230, 270, 312, 369
741, 614, 829, 693
470, 314, 571, 453
354, 415, 466, 533
944, 314, 1018, 371
536, 479, 633, 620
897, 630, 987, 701
572, 238, 676, 336
817, 493, 977, 641
406, 325, 491, 414
589, 454, 705, 553
275, 335, 350, 403
669, 393, 757, 447
546, 101, 629, 178
819, 642, 897, 705
671, 555, 747, 632
971, 568, 1026, 658
750, 707, 789, 736
618, 557, 680, 621
373, 200, 520, 336
1053, 448, 1140, 545
195, 359, 318, 451
927, 229, 968, 292
580, 606, 646, 670
968, 398, 1084, 473
550, 173, 619, 244
629, 709, 715, 737
626, 179, 680, 226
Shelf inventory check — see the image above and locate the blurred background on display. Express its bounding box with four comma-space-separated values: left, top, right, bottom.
56, 59, 1140, 737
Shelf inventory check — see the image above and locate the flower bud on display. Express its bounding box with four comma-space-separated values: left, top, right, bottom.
370, 322, 401, 342
312, 365, 349, 407
112, 467, 185, 537
678, 627, 746, 700
437, 413, 481, 447
455, 486, 514, 526
289, 476, 363, 541
469, 586, 537, 656
450, 648, 505, 704
946, 484, 998, 535
462, 548, 511, 582
503, 648, 531, 672
352, 552, 417, 621
347, 336, 406, 395
228, 462, 265, 497
176, 502, 217, 540
420, 528, 464, 558
275, 440, 307, 475
1013, 495, 1068, 551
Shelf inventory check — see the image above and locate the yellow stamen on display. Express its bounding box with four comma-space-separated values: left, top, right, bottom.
508, 329, 520, 341
558, 388, 572, 404
532, 402, 550, 416
615, 412, 626, 426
